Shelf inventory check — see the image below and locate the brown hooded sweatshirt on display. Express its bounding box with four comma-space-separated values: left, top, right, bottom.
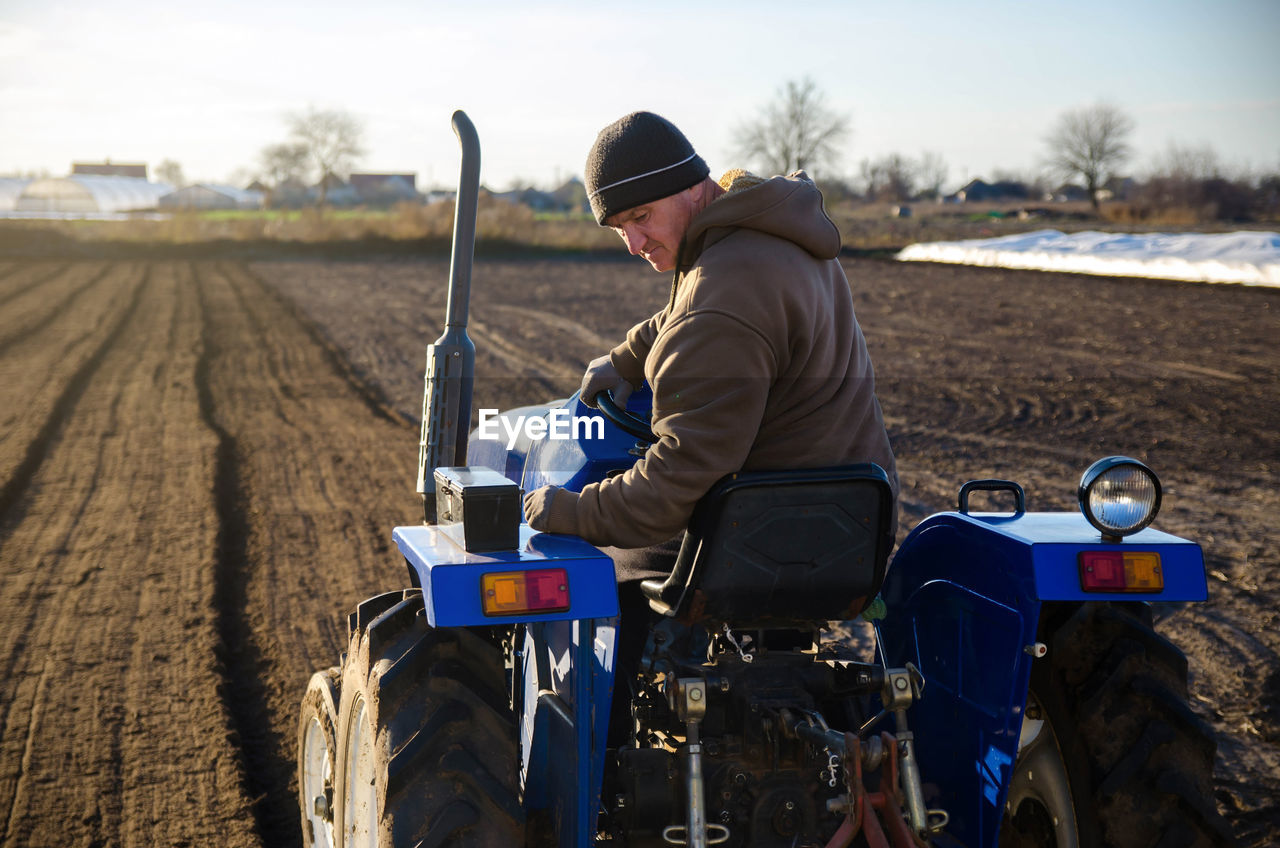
544, 170, 897, 548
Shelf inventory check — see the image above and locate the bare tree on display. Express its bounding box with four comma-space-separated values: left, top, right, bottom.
1150, 142, 1222, 182
916, 151, 950, 199
734, 77, 851, 178
155, 159, 185, 187
286, 107, 365, 206
258, 141, 310, 207
1139, 142, 1256, 221
859, 154, 916, 202
1043, 103, 1134, 211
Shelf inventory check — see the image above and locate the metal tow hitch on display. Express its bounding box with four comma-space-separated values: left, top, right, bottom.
662, 677, 730, 847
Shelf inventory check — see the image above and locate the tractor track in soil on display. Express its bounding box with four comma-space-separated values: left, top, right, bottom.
0, 265, 149, 744
191, 262, 282, 847
0, 263, 112, 361
186, 261, 421, 847
0, 262, 69, 312
0, 259, 417, 848
0, 254, 1275, 847
0, 264, 144, 531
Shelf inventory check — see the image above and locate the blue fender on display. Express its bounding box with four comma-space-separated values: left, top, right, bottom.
878, 510, 1207, 847
391, 524, 620, 847
515, 618, 617, 847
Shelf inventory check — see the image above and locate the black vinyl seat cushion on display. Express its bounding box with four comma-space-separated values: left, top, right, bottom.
640, 464, 894, 625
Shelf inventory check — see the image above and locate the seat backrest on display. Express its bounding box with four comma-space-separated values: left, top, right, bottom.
640, 464, 894, 624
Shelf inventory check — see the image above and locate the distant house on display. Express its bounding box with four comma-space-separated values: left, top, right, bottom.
494, 186, 563, 212
494, 179, 588, 214
349, 173, 418, 205
950, 178, 1032, 203
159, 183, 264, 211
1101, 176, 1136, 202
423, 189, 456, 204
72, 161, 148, 179
550, 177, 589, 214
314, 172, 359, 206
258, 177, 310, 208
284, 178, 312, 206
1048, 183, 1091, 203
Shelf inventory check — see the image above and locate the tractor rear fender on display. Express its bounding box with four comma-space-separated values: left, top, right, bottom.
877, 510, 1207, 848
391, 522, 619, 846
513, 618, 617, 843
392, 523, 618, 628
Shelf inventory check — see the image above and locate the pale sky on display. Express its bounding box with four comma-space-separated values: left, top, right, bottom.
2, 0, 1277, 192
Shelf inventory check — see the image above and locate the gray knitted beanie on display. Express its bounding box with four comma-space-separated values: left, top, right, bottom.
584, 111, 709, 225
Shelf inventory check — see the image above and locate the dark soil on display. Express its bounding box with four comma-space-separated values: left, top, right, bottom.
0, 253, 1274, 847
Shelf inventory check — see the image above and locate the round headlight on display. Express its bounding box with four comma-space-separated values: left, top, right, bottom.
1078, 457, 1162, 539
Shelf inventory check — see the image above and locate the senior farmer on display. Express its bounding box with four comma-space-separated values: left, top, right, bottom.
523, 111, 897, 578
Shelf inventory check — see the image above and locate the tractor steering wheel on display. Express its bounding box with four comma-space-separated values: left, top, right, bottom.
593, 389, 657, 445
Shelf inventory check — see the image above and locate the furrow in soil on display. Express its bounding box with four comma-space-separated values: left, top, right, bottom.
0, 262, 258, 848
0, 262, 69, 310
0, 262, 112, 359
192, 260, 418, 847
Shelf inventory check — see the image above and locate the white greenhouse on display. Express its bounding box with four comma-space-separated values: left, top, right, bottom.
158, 183, 264, 210
0, 178, 33, 211
15, 176, 172, 214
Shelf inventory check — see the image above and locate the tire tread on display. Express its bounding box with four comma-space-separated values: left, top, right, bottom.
334, 592, 521, 847
1051, 602, 1232, 848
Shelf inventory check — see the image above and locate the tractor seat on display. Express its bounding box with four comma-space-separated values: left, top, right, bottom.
640, 464, 894, 625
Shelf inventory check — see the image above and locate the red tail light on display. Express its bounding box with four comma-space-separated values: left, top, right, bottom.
481, 568, 570, 615
1078, 551, 1163, 592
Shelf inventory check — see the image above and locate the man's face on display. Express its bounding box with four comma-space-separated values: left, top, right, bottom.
605, 186, 700, 273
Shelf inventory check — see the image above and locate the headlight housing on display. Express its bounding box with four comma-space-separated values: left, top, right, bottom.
1078, 456, 1162, 540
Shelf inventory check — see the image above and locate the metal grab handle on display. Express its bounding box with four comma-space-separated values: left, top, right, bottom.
661, 824, 730, 846
958, 479, 1026, 515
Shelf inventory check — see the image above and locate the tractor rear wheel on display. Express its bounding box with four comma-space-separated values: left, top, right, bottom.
1003, 602, 1231, 848
332, 589, 523, 847
299, 666, 341, 848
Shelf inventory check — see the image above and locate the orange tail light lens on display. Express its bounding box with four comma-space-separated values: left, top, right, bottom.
1078, 551, 1163, 592
481, 568, 570, 616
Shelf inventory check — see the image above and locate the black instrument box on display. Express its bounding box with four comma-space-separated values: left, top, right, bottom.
433, 466, 521, 552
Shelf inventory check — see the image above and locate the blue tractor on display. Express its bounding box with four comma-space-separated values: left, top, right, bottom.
296, 113, 1230, 848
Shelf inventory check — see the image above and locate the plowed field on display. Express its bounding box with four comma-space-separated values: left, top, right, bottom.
0, 254, 1275, 847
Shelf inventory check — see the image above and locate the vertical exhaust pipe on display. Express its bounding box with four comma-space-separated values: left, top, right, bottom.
417, 110, 480, 523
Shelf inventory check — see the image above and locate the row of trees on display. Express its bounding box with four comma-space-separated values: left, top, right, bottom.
135, 108, 364, 205
257, 108, 365, 205
733, 78, 1278, 218
226, 86, 1274, 221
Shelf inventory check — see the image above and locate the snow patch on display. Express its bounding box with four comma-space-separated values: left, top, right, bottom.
896, 229, 1280, 287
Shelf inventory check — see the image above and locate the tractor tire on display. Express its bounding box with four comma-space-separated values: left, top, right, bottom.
332, 589, 523, 848
1002, 602, 1231, 848
299, 666, 342, 848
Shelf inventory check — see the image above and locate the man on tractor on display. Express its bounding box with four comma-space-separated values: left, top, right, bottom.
523, 110, 897, 585
306, 111, 1231, 848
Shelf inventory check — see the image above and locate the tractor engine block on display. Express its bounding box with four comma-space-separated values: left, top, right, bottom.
609, 630, 875, 848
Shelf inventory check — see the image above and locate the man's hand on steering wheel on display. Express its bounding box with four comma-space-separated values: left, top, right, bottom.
580, 354, 634, 409
579, 355, 656, 444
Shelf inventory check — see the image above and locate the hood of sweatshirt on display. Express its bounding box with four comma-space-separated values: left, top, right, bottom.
681, 169, 842, 266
